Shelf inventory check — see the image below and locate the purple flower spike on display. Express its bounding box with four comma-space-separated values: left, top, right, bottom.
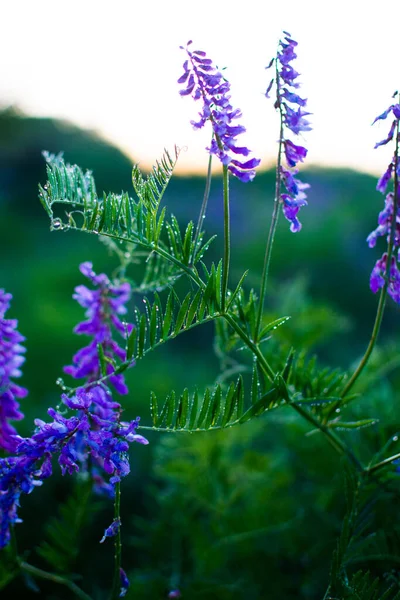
178, 41, 260, 182
0, 290, 28, 452
64, 262, 134, 398
368, 96, 400, 304
266, 32, 311, 232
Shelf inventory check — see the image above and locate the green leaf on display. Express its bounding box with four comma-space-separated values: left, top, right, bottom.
186, 288, 202, 327
188, 388, 199, 430
162, 291, 174, 340
204, 384, 222, 429
177, 388, 190, 428
138, 314, 147, 358
221, 382, 237, 427
196, 387, 211, 429
259, 316, 291, 340
239, 386, 280, 424
174, 292, 192, 333
126, 326, 137, 361
97, 343, 107, 377
329, 419, 378, 430
150, 391, 159, 426
165, 390, 176, 428
226, 270, 249, 310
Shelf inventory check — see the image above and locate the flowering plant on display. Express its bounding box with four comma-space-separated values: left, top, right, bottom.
1, 34, 400, 600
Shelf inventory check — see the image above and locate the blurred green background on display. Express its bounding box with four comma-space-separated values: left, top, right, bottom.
2, 108, 400, 599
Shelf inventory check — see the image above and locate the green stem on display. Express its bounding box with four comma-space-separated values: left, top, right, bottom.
19, 561, 92, 600
340, 117, 400, 399
366, 452, 400, 475
110, 481, 122, 600
290, 403, 362, 471
191, 149, 213, 266
221, 165, 230, 312
222, 313, 275, 381
255, 73, 284, 341
222, 314, 362, 470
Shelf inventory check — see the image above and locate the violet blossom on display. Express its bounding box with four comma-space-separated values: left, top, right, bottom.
0, 265, 148, 547
178, 41, 260, 182
0, 289, 27, 453
368, 98, 400, 304
266, 32, 311, 232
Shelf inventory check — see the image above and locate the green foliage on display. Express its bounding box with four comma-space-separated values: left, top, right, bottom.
35, 480, 97, 575
39, 152, 214, 286
147, 371, 286, 432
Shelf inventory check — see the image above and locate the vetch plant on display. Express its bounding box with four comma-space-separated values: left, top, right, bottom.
1, 33, 400, 600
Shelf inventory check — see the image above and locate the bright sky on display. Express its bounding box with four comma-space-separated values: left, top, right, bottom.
1, 0, 399, 176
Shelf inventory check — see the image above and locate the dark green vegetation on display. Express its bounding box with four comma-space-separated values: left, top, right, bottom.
1, 109, 400, 599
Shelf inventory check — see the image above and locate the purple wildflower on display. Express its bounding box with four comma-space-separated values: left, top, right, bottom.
178, 41, 260, 182
266, 32, 311, 232
119, 568, 130, 597
368, 97, 400, 303
0, 265, 149, 547
0, 388, 148, 547
100, 517, 121, 543
168, 590, 182, 598
64, 262, 133, 397
0, 290, 27, 452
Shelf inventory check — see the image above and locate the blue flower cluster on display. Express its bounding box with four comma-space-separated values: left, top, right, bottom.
0, 290, 27, 453
266, 32, 311, 232
367, 101, 400, 303
178, 40, 260, 182
0, 264, 148, 549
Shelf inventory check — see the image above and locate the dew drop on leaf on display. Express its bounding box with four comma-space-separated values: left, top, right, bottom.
52, 218, 62, 229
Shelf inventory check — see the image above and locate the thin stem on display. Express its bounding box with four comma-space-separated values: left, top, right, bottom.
19, 561, 92, 600
340, 117, 400, 399
290, 403, 363, 471
111, 481, 122, 600
222, 313, 275, 381
366, 452, 400, 475
191, 149, 213, 266
221, 165, 230, 312
255, 63, 284, 342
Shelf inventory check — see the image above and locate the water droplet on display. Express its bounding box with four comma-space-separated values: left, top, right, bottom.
335, 408, 341, 413
124, 252, 130, 259
52, 218, 62, 230
393, 436, 399, 442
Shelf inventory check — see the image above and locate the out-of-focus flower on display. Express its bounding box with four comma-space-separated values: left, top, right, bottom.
178, 41, 260, 182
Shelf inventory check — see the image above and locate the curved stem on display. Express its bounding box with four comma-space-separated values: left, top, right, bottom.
191, 149, 213, 266
221, 165, 230, 312
19, 561, 92, 600
340, 117, 399, 399
110, 481, 122, 600
255, 63, 284, 342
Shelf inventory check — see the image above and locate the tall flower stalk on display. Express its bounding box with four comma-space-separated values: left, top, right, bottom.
341, 95, 400, 397
178, 41, 260, 310
255, 32, 311, 341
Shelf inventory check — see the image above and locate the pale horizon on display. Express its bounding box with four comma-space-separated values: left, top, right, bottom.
1, 0, 399, 178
